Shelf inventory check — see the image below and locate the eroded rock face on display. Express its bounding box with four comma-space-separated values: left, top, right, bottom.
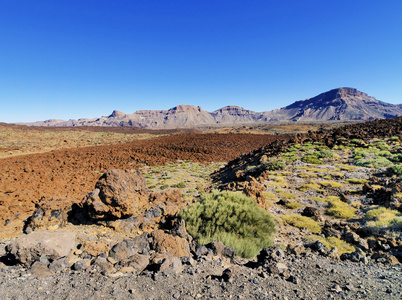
6, 230, 77, 266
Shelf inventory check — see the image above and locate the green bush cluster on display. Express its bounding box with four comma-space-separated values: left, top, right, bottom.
180, 190, 276, 258
355, 156, 394, 169
263, 159, 286, 171
326, 197, 356, 219
301, 153, 322, 164
388, 165, 402, 175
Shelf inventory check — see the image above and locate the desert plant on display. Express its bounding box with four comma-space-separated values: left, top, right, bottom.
281, 215, 321, 233
306, 235, 355, 255
284, 201, 303, 209
299, 179, 320, 192
346, 178, 369, 184
388, 165, 402, 175
365, 206, 402, 228
301, 153, 322, 164
326, 197, 355, 219
263, 159, 286, 171
319, 181, 343, 188
171, 182, 186, 188
355, 156, 394, 169
180, 190, 276, 258
316, 149, 334, 159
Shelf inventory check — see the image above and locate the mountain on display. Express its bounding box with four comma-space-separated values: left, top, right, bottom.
26, 88, 402, 128
261, 88, 402, 121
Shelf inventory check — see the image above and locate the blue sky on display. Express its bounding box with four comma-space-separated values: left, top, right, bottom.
1, 0, 401, 123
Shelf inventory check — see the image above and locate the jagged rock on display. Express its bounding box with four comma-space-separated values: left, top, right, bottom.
150, 230, 191, 257
94, 256, 116, 275
158, 256, 182, 274
171, 219, 193, 244
109, 240, 137, 261
257, 245, 285, 264
287, 243, 306, 256
309, 241, 329, 255
195, 245, 210, 258
265, 262, 288, 275
49, 257, 70, 273
23, 198, 69, 233
6, 230, 77, 266
118, 253, 150, 274
205, 241, 236, 260
30, 261, 54, 277
301, 206, 322, 221
221, 265, 245, 283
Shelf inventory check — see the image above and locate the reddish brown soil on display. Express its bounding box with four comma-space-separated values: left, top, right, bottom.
0, 133, 285, 238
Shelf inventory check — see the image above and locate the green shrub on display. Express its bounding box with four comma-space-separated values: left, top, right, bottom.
355, 157, 394, 169
301, 153, 322, 164
389, 136, 399, 141
180, 190, 276, 258
388, 165, 402, 175
306, 235, 355, 255
284, 201, 303, 209
346, 178, 369, 184
171, 182, 186, 188
316, 150, 334, 158
281, 215, 321, 233
391, 154, 402, 162
366, 207, 402, 228
263, 159, 286, 171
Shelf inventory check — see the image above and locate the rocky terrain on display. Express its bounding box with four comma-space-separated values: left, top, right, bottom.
25, 88, 402, 128
1, 117, 402, 299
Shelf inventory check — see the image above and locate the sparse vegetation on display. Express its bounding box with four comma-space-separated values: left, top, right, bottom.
281, 215, 321, 233
306, 235, 355, 255
326, 197, 356, 219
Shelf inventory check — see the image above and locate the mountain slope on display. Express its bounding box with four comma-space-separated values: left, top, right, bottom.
25, 88, 402, 127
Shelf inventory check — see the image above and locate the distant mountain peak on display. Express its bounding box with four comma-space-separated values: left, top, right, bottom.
168, 105, 203, 113
109, 110, 125, 118
24, 88, 402, 128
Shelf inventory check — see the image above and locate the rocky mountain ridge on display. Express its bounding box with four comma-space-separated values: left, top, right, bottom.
26, 88, 402, 128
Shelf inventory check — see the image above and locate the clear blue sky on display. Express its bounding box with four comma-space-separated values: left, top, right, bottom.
1, 0, 401, 123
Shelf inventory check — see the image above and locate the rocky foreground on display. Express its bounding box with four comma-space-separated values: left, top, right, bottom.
1, 230, 401, 300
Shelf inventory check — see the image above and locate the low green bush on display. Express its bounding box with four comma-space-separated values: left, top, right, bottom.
170, 182, 186, 188
301, 153, 322, 164
281, 215, 321, 233
388, 165, 402, 175
180, 190, 276, 258
326, 197, 355, 219
316, 150, 334, 158
263, 159, 286, 171
355, 156, 394, 169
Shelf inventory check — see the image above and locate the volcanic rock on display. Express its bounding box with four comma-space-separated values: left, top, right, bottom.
6, 229, 77, 266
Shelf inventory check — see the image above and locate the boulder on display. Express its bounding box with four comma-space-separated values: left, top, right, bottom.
86, 169, 149, 220
6, 230, 77, 266
150, 230, 191, 257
